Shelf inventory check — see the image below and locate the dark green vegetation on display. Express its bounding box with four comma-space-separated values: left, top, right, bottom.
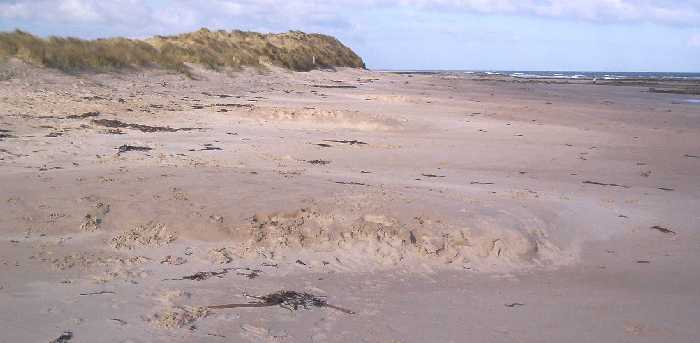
0, 28, 365, 73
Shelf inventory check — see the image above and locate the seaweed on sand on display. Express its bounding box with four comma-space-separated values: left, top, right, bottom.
208, 290, 356, 314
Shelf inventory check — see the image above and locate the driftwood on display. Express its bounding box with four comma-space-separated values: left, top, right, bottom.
421, 174, 445, 178
582, 180, 629, 188
323, 139, 367, 145
49, 331, 73, 343
201, 92, 239, 98
651, 225, 676, 235
79, 290, 115, 296
165, 267, 261, 281
66, 111, 100, 119
335, 181, 368, 186
208, 290, 356, 315
92, 119, 199, 133
117, 145, 152, 154
312, 84, 357, 89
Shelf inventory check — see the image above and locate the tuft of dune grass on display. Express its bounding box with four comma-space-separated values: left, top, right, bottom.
0, 28, 365, 74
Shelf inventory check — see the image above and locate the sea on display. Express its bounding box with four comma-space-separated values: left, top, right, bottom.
384, 70, 700, 81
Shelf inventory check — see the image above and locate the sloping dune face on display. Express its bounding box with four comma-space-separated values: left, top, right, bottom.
0, 28, 365, 73
146, 28, 366, 71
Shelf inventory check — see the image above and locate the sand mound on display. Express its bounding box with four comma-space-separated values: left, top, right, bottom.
245, 106, 399, 130
218, 206, 564, 272
110, 222, 176, 250
151, 306, 210, 329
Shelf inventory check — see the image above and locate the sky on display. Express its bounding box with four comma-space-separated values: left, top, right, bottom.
1, 0, 699, 72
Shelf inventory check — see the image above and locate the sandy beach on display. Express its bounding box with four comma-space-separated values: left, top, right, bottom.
1, 60, 700, 342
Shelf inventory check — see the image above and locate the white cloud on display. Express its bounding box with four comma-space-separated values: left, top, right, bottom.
1, 0, 699, 38
394, 0, 700, 25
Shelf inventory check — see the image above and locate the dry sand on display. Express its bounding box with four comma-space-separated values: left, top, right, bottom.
1, 61, 699, 342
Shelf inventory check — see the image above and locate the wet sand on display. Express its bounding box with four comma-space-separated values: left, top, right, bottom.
1, 61, 699, 342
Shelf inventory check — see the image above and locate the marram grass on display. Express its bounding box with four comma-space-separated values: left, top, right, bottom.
0, 28, 365, 74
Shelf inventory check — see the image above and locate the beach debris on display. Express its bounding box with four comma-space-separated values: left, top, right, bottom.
66, 111, 100, 119
295, 259, 307, 266
209, 215, 224, 224
110, 318, 127, 325
154, 306, 210, 329
189, 144, 222, 151
171, 270, 227, 281
82, 95, 105, 101
171, 187, 189, 201
311, 84, 357, 89
658, 187, 674, 191
80, 202, 110, 232
49, 331, 73, 343
79, 290, 115, 296
207, 248, 233, 264
210, 103, 253, 108
307, 159, 331, 165
640, 170, 652, 177
316, 143, 332, 148
636, 260, 651, 264
684, 154, 699, 159
201, 91, 237, 98
101, 128, 124, 135
335, 181, 368, 186
117, 145, 152, 154
92, 119, 198, 133
582, 180, 630, 188
160, 255, 187, 265
323, 139, 367, 145
208, 290, 356, 314
39, 165, 63, 171
421, 173, 445, 178
504, 303, 525, 308
165, 267, 261, 281
651, 225, 676, 235
470, 181, 495, 185
0, 129, 17, 141
0, 129, 16, 139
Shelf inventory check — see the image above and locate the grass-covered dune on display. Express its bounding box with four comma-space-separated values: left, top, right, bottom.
0, 28, 366, 73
